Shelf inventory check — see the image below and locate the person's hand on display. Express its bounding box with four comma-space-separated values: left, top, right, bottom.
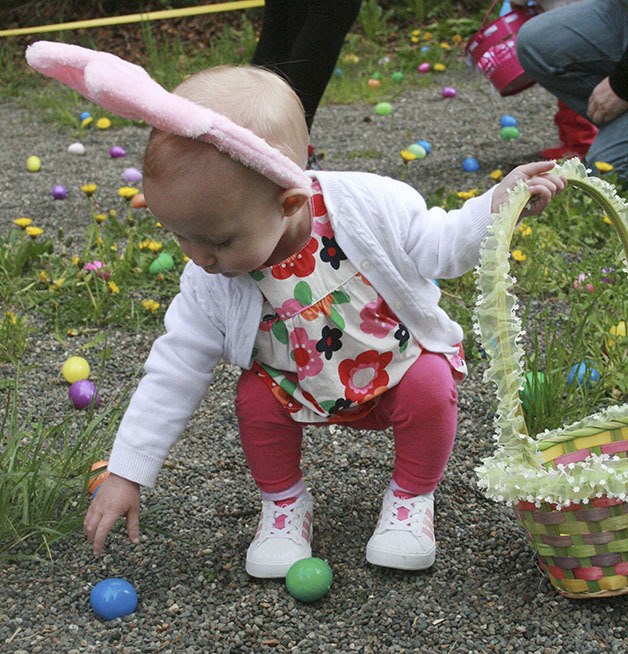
587, 77, 628, 125
84, 472, 140, 555
491, 160, 567, 217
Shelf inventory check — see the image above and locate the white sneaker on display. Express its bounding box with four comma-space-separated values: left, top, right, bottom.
245, 493, 313, 578
366, 489, 436, 570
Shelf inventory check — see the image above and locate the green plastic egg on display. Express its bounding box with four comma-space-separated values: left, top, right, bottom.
407, 143, 427, 159
375, 102, 392, 116
500, 126, 520, 141
285, 557, 333, 602
391, 71, 404, 82
148, 252, 175, 274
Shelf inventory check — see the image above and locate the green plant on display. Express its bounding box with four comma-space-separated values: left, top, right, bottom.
0, 371, 128, 561
358, 0, 394, 42
0, 310, 30, 364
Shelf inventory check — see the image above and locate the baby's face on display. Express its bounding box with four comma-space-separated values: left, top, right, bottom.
144, 166, 306, 277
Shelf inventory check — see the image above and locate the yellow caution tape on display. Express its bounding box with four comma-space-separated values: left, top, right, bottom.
0, 1, 265, 37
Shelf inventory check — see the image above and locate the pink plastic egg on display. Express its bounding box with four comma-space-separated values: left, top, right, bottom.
417, 62, 431, 73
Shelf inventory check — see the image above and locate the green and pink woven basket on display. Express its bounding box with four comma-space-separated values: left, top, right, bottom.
474, 159, 628, 599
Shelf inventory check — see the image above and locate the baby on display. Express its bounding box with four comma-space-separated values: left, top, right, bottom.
81, 64, 565, 578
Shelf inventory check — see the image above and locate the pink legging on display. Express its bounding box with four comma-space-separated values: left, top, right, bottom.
235, 352, 458, 497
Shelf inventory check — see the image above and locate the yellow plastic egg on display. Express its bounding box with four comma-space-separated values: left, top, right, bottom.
26, 156, 41, 172
607, 320, 626, 348
62, 356, 90, 383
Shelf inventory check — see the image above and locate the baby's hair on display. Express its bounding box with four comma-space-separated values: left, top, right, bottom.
144, 65, 309, 187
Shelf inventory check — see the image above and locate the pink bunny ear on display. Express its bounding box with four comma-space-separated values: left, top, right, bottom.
26, 41, 311, 192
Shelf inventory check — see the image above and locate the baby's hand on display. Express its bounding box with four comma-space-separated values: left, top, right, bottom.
491, 160, 567, 217
84, 472, 140, 555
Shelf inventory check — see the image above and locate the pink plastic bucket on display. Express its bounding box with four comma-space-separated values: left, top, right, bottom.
466, 8, 537, 96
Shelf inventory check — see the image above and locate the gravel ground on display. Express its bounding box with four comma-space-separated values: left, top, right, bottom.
2, 66, 628, 654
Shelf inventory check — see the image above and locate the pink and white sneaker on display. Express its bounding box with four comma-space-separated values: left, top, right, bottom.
366, 489, 436, 570
245, 493, 313, 578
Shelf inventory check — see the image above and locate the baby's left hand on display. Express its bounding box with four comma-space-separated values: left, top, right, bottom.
491, 160, 567, 217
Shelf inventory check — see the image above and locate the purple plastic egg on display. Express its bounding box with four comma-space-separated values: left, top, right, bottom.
109, 146, 126, 158
122, 167, 143, 184
51, 184, 68, 200
441, 86, 457, 98
69, 380, 101, 410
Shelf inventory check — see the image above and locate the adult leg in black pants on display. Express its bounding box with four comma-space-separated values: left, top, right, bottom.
252, 0, 362, 134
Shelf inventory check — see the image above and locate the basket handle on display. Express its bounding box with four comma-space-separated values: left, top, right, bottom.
479, 0, 538, 30
480, 0, 503, 29
473, 159, 628, 463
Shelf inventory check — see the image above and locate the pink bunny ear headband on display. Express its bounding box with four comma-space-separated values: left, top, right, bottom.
26, 41, 312, 193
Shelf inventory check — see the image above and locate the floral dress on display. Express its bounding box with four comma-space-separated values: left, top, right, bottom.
250, 180, 467, 423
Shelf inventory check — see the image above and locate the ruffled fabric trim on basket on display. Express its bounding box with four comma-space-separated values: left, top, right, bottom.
473, 158, 628, 506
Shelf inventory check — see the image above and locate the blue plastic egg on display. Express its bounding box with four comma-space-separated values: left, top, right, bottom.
462, 157, 480, 172
90, 578, 137, 620
500, 114, 518, 127
416, 140, 432, 154
568, 362, 601, 388
79, 111, 91, 121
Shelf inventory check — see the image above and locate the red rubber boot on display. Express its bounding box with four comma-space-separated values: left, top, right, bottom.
540, 100, 598, 160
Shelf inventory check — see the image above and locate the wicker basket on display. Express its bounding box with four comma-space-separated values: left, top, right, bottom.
474, 159, 628, 599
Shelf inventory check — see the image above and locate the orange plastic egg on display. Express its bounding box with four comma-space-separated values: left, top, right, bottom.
88, 460, 110, 495
132, 193, 148, 209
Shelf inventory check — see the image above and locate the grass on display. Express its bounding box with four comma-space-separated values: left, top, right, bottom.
0, 11, 626, 560
0, 370, 128, 561
0, 8, 476, 125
